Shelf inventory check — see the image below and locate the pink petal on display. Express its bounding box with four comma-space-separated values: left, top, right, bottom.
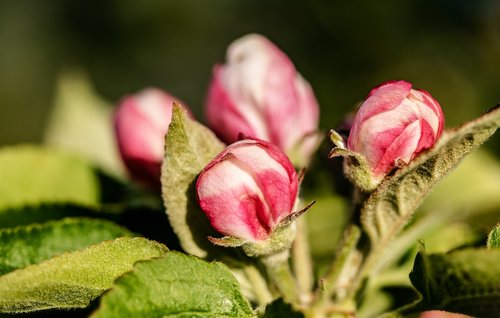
231, 141, 297, 225
374, 119, 421, 175
205, 66, 258, 143
114, 88, 184, 187
197, 156, 270, 241
348, 80, 412, 151
353, 103, 419, 171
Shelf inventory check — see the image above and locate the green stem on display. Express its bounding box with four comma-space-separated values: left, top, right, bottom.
261, 249, 299, 305
317, 225, 361, 304
292, 217, 314, 304
243, 263, 273, 305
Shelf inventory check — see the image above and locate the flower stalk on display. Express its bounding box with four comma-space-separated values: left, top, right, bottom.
243, 263, 273, 305
313, 226, 361, 308
292, 217, 314, 305
261, 249, 300, 305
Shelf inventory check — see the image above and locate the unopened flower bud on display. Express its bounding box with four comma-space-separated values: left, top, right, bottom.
205, 34, 320, 167
114, 88, 187, 188
196, 138, 299, 243
347, 80, 444, 179
420, 311, 472, 318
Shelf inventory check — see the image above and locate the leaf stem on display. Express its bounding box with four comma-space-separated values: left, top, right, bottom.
261, 249, 299, 305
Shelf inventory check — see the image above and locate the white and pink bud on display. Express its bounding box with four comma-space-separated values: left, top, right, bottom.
114, 88, 187, 188
205, 34, 320, 166
347, 80, 444, 179
196, 138, 299, 242
420, 311, 472, 318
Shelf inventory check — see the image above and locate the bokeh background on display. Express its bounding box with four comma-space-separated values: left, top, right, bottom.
1, 0, 499, 153
0, 3, 499, 316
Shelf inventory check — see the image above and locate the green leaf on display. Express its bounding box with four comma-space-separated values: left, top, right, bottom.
261, 298, 304, 318
0, 203, 99, 229
43, 70, 125, 178
0, 217, 132, 275
487, 224, 500, 248
361, 106, 500, 247
423, 149, 500, 219
0, 237, 168, 313
0, 203, 182, 250
405, 248, 500, 317
161, 103, 225, 257
92, 251, 254, 318
0, 145, 99, 210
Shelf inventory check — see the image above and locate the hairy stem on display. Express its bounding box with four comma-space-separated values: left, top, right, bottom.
243, 263, 273, 305
308, 225, 361, 318
317, 225, 361, 304
261, 249, 299, 305
292, 217, 314, 304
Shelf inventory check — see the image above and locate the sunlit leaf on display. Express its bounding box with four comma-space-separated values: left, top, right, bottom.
44, 70, 125, 177
92, 251, 254, 318
0, 145, 99, 210
0, 237, 168, 313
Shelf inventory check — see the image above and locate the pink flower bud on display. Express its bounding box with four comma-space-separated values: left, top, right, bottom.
196, 138, 299, 241
347, 80, 444, 178
420, 311, 472, 318
114, 88, 186, 188
205, 34, 320, 165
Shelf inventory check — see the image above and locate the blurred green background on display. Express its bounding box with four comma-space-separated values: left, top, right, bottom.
0, 0, 499, 154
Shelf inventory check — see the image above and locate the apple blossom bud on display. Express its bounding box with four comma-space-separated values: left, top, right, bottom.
420, 311, 472, 318
114, 88, 186, 188
205, 34, 320, 166
347, 80, 444, 178
196, 138, 299, 242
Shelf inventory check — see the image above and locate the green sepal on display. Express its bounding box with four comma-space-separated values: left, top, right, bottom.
242, 224, 296, 258
328, 130, 380, 192
208, 236, 247, 248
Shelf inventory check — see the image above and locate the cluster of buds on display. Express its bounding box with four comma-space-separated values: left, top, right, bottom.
114, 34, 320, 190
105, 31, 500, 318
113, 36, 445, 254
